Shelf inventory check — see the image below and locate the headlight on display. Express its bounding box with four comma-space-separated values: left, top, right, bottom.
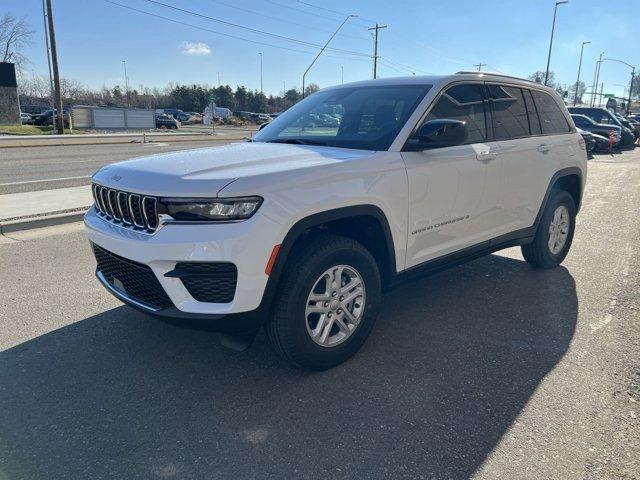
161, 196, 263, 221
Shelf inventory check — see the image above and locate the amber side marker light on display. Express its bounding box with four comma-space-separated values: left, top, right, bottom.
265, 244, 281, 275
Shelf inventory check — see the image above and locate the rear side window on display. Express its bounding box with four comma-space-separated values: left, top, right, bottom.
523, 89, 542, 135
424, 83, 487, 143
487, 85, 530, 139
531, 91, 571, 134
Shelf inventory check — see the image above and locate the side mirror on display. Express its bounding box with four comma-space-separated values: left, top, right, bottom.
416, 119, 468, 148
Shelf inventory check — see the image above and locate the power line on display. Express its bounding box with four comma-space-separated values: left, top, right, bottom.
380, 57, 432, 75
296, 0, 377, 25
104, 0, 369, 62
209, 0, 369, 41
140, 0, 371, 58
264, 0, 356, 24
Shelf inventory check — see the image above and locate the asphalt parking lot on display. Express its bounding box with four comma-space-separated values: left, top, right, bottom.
0, 149, 639, 479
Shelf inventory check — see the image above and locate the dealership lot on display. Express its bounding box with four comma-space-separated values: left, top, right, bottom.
0, 149, 638, 479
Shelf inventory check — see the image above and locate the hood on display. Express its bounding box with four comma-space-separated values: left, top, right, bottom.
92, 141, 374, 197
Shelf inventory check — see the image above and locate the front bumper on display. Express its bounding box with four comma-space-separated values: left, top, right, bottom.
85, 206, 283, 327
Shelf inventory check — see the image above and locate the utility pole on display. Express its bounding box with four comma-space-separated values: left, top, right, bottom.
122, 60, 130, 107
368, 23, 387, 79
45, 0, 64, 134
573, 41, 590, 105
473, 63, 486, 71
41, 0, 56, 131
217, 72, 221, 86
544, 0, 568, 86
341, 65, 344, 84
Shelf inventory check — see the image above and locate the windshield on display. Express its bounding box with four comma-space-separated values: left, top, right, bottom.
253, 84, 431, 151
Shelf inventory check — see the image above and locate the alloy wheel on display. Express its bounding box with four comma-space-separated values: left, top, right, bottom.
304, 265, 366, 347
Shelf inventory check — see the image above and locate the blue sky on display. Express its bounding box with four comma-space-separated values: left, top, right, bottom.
7, 0, 638, 98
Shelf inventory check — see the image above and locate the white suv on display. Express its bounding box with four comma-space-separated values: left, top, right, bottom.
86, 73, 587, 370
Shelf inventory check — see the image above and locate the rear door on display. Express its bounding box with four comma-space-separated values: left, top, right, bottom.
486, 84, 549, 233
523, 89, 575, 229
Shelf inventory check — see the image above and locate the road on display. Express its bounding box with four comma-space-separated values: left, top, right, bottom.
0, 140, 237, 194
1, 150, 638, 479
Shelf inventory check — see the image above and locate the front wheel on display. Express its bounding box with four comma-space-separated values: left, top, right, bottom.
521, 189, 576, 269
266, 235, 381, 370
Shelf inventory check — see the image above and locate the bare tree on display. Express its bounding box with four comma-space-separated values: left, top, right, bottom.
18, 73, 50, 98
0, 14, 35, 71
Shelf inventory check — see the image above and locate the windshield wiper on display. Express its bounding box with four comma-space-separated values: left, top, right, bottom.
266, 138, 327, 146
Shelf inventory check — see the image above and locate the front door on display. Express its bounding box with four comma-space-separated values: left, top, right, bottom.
402, 83, 502, 269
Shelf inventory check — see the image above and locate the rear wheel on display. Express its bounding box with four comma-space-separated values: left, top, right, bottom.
521, 189, 576, 269
266, 235, 381, 370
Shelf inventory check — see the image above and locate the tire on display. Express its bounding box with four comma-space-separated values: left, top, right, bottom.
265, 234, 381, 370
521, 189, 576, 269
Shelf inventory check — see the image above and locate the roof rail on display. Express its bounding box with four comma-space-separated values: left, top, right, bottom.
455, 71, 536, 83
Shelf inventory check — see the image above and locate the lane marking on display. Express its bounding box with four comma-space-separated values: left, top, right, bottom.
0, 175, 91, 187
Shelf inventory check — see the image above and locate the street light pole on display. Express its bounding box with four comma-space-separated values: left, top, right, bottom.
592, 53, 604, 106
341, 65, 344, 84
627, 67, 635, 116
302, 14, 357, 99
122, 60, 130, 107
573, 41, 590, 105
544, 0, 568, 86
258, 52, 263, 94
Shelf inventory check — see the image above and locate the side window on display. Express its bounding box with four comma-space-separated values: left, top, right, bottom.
422, 83, 487, 144
523, 89, 542, 135
487, 85, 530, 139
531, 90, 571, 134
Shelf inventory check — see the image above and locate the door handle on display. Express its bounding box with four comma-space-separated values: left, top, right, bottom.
476, 151, 496, 162
537, 144, 551, 153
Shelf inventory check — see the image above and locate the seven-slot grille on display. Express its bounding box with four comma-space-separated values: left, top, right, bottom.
92, 183, 159, 232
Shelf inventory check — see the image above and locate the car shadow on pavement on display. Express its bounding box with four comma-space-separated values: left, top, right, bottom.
0, 253, 577, 480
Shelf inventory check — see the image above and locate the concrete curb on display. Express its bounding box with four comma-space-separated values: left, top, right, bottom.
0, 208, 88, 234
0, 132, 251, 148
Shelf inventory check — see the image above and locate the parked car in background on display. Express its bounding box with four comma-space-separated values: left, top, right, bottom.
176, 112, 193, 123
591, 132, 613, 151
162, 109, 184, 120
568, 107, 635, 147
614, 113, 639, 140
626, 117, 640, 137
233, 111, 253, 121
31, 109, 71, 127
155, 113, 179, 129
250, 113, 271, 124
20, 112, 32, 125
570, 114, 621, 145
576, 128, 596, 153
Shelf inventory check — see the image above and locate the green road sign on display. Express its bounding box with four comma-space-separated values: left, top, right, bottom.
603, 93, 615, 98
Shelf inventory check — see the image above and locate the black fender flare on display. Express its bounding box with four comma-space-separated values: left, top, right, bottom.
533, 167, 584, 231
257, 205, 396, 314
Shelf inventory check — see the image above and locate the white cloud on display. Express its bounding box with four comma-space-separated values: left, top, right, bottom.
180, 41, 211, 56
